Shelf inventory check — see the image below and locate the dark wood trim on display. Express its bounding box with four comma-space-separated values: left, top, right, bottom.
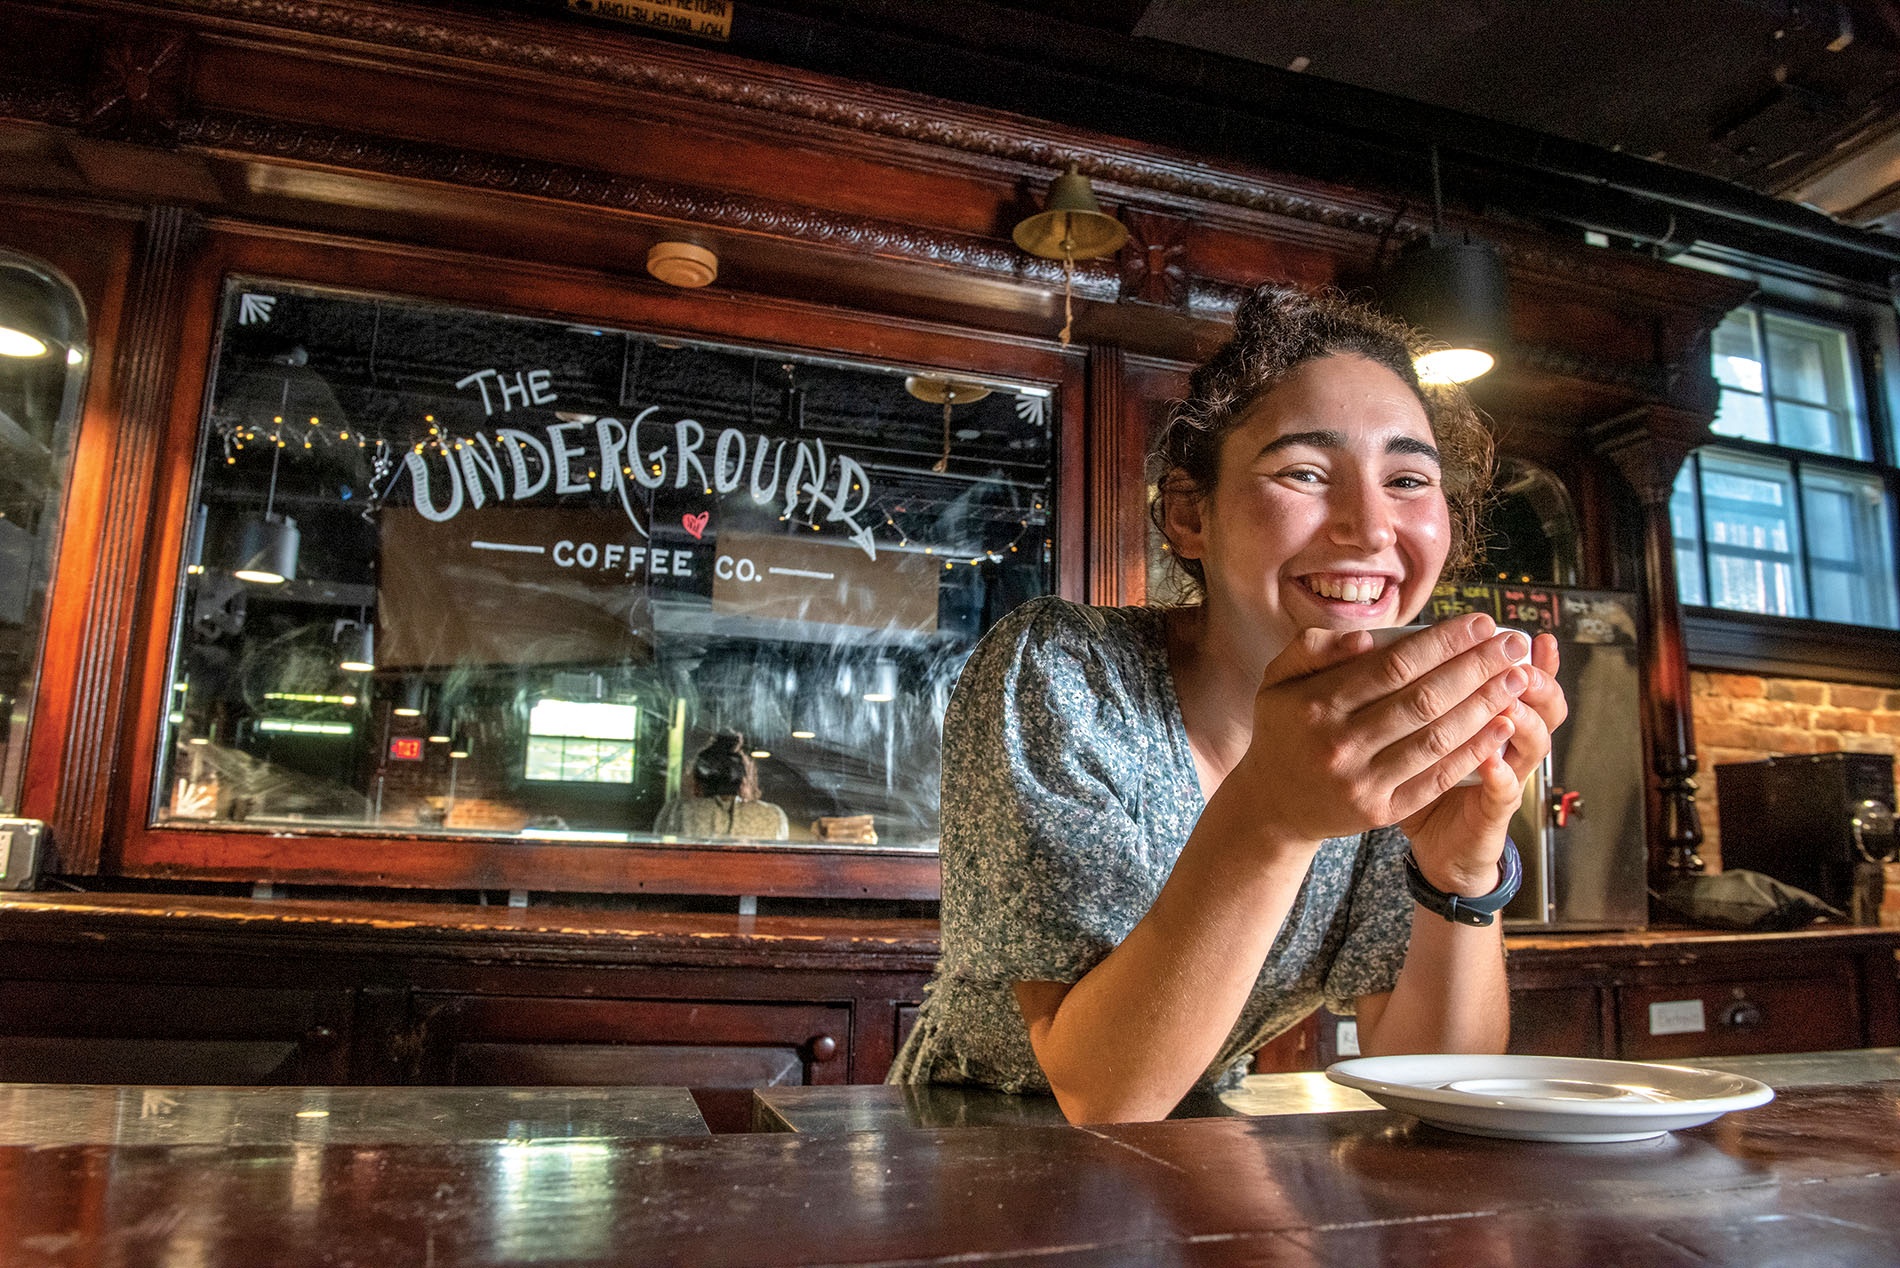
1683, 608, 1900, 688
42, 207, 200, 872
1085, 343, 1125, 607
95, 223, 1073, 898
114, 829, 944, 901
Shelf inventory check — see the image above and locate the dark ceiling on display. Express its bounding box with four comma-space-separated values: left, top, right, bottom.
987, 0, 1900, 237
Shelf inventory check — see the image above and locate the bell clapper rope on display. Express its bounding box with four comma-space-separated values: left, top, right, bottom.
932, 385, 956, 473
1059, 228, 1076, 347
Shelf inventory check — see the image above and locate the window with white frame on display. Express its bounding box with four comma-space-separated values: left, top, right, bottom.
1672, 306, 1899, 630
524, 698, 638, 784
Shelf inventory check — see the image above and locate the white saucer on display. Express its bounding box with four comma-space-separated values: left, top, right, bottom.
1325, 1054, 1774, 1143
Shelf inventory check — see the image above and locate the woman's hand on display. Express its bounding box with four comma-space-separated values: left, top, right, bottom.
1396, 629, 1566, 894
1230, 613, 1552, 871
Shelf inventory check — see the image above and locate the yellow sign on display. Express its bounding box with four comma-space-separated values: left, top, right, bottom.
566, 0, 732, 40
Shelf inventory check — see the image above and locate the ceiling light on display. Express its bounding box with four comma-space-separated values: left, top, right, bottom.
336, 620, 375, 673
862, 658, 899, 703
393, 679, 427, 719
1380, 147, 1509, 383
0, 263, 73, 360
232, 513, 299, 584
791, 730, 815, 740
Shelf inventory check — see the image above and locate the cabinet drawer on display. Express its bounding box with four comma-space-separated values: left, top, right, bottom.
413, 995, 852, 1088
1508, 986, 1605, 1058
0, 981, 351, 1083
1617, 972, 1863, 1060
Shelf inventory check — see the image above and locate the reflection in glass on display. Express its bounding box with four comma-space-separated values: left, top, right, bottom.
1698, 450, 1805, 618
156, 281, 1055, 852
1801, 466, 1898, 628
1478, 458, 1580, 587
0, 254, 84, 813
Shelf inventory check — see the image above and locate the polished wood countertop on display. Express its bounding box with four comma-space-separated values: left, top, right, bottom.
2, 890, 1893, 966
2, 1074, 1892, 1266
0, 891, 942, 969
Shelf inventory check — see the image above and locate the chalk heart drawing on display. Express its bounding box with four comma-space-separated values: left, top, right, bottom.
681, 511, 710, 540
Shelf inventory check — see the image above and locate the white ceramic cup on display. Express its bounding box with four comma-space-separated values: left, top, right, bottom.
1365, 624, 1532, 785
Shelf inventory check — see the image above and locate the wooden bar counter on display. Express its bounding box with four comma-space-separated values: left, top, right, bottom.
2, 1066, 1896, 1266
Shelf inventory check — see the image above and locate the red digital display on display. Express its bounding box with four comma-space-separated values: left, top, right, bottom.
388, 736, 425, 762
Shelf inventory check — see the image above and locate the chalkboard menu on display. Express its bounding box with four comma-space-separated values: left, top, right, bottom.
157, 280, 1056, 851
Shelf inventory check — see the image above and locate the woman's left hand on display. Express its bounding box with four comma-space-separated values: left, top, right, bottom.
1398, 632, 1568, 898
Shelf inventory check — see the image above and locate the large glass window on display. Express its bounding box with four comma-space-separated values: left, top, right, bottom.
0, 255, 85, 812
158, 280, 1055, 850
1676, 305, 1898, 630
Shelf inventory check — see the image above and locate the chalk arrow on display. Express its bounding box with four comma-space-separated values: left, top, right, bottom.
847, 521, 879, 561
238, 293, 276, 325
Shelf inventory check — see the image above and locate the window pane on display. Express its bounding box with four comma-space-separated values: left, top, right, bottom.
1698, 451, 1806, 618
0, 257, 86, 814
1711, 310, 1763, 391
1773, 403, 1849, 456
1762, 313, 1868, 459
1711, 387, 1771, 443
1670, 461, 1705, 607
155, 279, 1056, 850
1801, 468, 1898, 628
523, 737, 565, 782
528, 699, 637, 741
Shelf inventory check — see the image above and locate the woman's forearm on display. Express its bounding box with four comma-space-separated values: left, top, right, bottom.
1025, 792, 1321, 1124
1356, 910, 1509, 1055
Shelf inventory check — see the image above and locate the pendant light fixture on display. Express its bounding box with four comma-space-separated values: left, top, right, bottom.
448, 730, 472, 760
1012, 163, 1128, 346
233, 382, 300, 584
393, 678, 427, 719
336, 618, 375, 673
1381, 147, 1509, 384
904, 375, 991, 473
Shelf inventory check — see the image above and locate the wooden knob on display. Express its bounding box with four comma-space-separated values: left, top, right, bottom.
1720, 1000, 1763, 1030
808, 1035, 838, 1063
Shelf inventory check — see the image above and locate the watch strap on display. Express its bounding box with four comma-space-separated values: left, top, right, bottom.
1404, 837, 1522, 927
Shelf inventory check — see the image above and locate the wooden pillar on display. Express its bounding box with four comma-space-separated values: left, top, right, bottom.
1591, 405, 1709, 880
1086, 343, 1128, 607
51, 205, 200, 872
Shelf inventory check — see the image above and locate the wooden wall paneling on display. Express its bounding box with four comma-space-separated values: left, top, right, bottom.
102, 222, 1076, 896
1085, 344, 1126, 607
24, 205, 196, 874
0, 197, 143, 868
1120, 355, 1194, 607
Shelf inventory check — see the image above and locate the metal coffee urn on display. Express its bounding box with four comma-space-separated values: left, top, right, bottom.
1421, 583, 1650, 930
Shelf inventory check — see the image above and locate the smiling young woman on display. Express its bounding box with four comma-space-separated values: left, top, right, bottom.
889, 286, 1569, 1124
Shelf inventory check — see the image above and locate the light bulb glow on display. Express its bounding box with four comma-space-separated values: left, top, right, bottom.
0, 326, 49, 358
1414, 348, 1494, 384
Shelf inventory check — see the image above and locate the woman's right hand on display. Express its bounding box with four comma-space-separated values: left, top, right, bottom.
1229, 612, 1533, 847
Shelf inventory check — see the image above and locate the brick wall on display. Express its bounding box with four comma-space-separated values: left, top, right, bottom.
1691, 671, 1900, 868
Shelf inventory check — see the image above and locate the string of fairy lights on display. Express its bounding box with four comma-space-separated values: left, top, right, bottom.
216, 409, 1052, 568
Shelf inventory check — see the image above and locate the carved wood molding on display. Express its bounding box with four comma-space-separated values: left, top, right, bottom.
54, 204, 202, 870
59, 0, 1417, 242
175, 110, 1136, 294
1119, 209, 1190, 310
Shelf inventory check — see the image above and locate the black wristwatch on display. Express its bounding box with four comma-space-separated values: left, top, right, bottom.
1403, 838, 1522, 927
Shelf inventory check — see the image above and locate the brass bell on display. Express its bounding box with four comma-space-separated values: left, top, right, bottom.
1012, 165, 1128, 261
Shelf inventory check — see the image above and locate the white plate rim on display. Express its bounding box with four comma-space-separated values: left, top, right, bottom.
1325, 1054, 1774, 1120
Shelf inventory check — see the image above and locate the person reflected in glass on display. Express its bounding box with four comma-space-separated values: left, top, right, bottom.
890, 285, 1568, 1123
653, 731, 790, 841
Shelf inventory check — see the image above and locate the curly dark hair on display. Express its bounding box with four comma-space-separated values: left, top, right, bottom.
691, 731, 754, 799
1149, 284, 1495, 600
